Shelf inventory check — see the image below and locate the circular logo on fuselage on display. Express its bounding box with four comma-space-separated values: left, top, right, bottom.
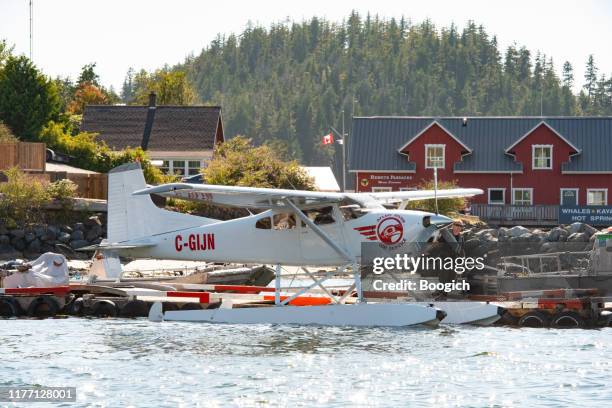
376, 216, 404, 245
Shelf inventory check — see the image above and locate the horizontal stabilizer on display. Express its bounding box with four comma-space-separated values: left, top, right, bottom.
77, 242, 157, 252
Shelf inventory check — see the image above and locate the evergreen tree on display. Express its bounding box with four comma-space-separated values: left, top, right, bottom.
584, 54, 598, 97
121, 67, 135, 103
0, 56, 60, 139
562, 61, 573, 88
77, 63, 100, 86
120, 14, 610, 164
560, 62, 576, 115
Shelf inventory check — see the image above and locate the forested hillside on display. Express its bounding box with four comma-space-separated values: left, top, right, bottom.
123, 12, 612, 164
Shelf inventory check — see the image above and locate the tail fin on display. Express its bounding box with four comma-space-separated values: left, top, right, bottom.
107, 163, 217, 243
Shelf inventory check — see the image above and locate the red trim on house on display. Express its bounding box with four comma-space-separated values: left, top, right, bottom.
398, 121, 472, 153
505, 121, 580, 154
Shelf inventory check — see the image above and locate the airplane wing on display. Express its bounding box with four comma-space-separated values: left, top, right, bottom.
134, 182, 482, 210
364, 188, 484, 204
132, 183, 345, 209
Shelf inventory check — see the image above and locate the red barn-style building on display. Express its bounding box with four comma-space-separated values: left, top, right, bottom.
349, 117, 612, 223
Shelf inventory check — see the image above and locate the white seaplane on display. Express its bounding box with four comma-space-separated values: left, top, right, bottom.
92, 162, 502, 327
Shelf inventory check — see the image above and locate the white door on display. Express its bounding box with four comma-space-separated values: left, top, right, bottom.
560, 189, 578, 206
299, 206, 346, 264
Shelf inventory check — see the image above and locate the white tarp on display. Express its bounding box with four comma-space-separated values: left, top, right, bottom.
3, 252, 69, 288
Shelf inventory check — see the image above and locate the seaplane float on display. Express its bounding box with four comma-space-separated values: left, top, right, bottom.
87, 162, 503, 327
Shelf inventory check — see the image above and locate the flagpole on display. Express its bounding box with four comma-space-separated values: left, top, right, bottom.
341, 109, 345, 192
329, 125, 345, 191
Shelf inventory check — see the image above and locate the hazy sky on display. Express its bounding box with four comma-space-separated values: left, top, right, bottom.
1, 0, 611, 94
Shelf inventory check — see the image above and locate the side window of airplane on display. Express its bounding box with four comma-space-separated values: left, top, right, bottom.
301, 206, 335, 226
273, 213, 296, 230
255, 215, 272, 230
339, 199, 365, 220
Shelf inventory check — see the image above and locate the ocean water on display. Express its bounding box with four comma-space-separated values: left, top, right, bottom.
0, 318, 610, 407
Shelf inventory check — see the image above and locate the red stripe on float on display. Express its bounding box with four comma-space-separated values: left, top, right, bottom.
262, 295, 332, 306
166, 291, 210, 303
0, 286, 71, 296
211, 285, 275, 294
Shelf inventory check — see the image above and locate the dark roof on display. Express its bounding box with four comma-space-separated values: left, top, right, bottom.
350, 116, 612, 174
81, 105, 222, 151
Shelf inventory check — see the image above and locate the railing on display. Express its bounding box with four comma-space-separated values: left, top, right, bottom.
471, 204, 559, 225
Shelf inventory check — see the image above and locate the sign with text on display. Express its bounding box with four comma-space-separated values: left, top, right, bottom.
559, 205, 612, 226
358, 173, 413, 189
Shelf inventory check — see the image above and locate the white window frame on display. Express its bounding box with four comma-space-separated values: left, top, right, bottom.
560, 188, 579, 205
159, 159, 203, 176
171, 160, 187, 176
532, 144, 553, 170
399, 187, 416, 192
160, 160, 171, 174
512, 188, 533, 205
372, 187, 392, 192
425, 144, 445, 169
186, 160, 203, 176
586, 188, 608, 206
487, 188, 506, 205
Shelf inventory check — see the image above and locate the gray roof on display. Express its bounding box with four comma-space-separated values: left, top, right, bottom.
349, 117, 612, 174
81, 105, 223, 151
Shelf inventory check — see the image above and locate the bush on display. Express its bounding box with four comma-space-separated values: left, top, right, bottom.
47, 179, 77, 201
0, 121, 18, 143
203, 136, 315, 190
110, 147, 165, 184
159, 137, 315, 220
39, 121, 165, 183
404, 179, 467, 216
0, 167, 50, 227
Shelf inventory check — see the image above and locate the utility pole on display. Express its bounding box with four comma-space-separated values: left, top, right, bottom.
29, 0, 33, 60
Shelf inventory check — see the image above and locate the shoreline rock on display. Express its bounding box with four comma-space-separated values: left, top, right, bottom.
462, 221, 603, 272
0, 213, 106, 261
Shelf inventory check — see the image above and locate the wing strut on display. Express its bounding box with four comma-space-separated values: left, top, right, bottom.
283, 198, 363, 302
283, 199, 354, 263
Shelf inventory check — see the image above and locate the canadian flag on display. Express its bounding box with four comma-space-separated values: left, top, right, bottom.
322, 132, 334, 145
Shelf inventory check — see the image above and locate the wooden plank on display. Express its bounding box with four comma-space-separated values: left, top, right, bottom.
63, 173, 108, 199
88, 173, 108, 199
0, 142, 45, 171
67, 173, 89, 198
17, 142, 45, 171
0, 143, 18, 169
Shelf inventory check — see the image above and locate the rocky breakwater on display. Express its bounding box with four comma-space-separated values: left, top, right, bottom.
462, 222, 602, 274
0, 214, 106, 260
